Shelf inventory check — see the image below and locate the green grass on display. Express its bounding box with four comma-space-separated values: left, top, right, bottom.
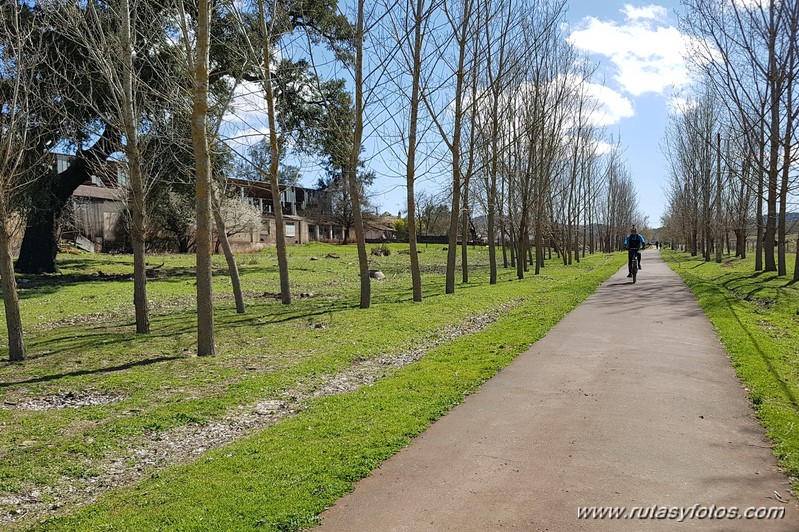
0, 244, 625, 530
662, 249, 799, 490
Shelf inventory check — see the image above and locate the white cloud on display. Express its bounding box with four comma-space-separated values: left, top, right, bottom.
593, 139, 617, 156
582, 81, 635, 126
568, 5, 698, 97
621, 4, 668, 22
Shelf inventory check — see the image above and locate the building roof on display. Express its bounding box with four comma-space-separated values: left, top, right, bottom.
73, 184, 124, 201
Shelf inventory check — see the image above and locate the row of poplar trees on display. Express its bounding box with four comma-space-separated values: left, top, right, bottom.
0, 0, 641, 363
662, 0, 799, 281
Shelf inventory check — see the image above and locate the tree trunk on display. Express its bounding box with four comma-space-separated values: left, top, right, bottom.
405, 0, 425, 302
0, 216, 24, 362
121, 0, 150, 334
461, 183, 469, 284
526, 238, 533, 272
350, 0, 370, 309
407, 196, 422, 302
501, 217, 509, 269
486, 107, 499, 284
189, 0, 215, 356
715, 133, 723, 263
756, 166, 764, 270
258, 3, 291, 305
268, 183, 290, 305
763, 18, 780, 272
499, 189, 509, 270
15, 209, 60, 274
446, 178, 461, 293
736, 159, 750, 259
212, 196, 245, 313
777, 55, 794, 276
444, 0, 471, 295
487, 194, 497, 284
534, 220, 543, 276
130, 211, 150, 334
460, 21, 480, 286
794, 236, 799, 282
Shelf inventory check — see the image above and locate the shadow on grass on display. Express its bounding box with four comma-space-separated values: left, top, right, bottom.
720, 272, 786, 309
209, 299, 360, 328
14, 264, 268, 300
0, 355, 183, 388
2, 296, 363, 369
712, 280, 798, 411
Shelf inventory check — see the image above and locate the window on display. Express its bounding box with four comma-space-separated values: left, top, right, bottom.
116, 167, 129, 187
56, 154, 71, 174
285, 222, 295, 238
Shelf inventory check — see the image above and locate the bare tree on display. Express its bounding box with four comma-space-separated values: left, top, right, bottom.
43, 0, 181, 334
475, 0, 518, 284
682, 0, 799, 274
177, 0, 216, 355
211, 182, 261, 313
227, 1, 352, 305
561, 61, 600, 265
256, 2, 292, 304
348, 0, 376, 307
0, 2, 52, 361
418, 0, 475, 294
383, 0, 436, 300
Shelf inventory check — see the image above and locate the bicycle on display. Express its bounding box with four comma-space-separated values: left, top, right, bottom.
627, 247, 642, 283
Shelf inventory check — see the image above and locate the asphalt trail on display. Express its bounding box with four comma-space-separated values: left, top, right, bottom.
318, 250, 797, 531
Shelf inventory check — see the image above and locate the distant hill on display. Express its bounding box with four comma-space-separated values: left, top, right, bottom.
761, 213, 799, 225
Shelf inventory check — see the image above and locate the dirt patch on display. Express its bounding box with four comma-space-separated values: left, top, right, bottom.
1, 390, 125, 411
757, 320, 790, 340
261, 291, 317, 300
36, 312, 127, 331
1, 302, 520, 527
729, 289, 776, 309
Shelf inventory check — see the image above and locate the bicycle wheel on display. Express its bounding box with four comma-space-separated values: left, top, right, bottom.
631, 260, 637, 283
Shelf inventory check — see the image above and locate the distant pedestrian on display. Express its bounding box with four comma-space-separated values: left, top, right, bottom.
655, 240, 660, 249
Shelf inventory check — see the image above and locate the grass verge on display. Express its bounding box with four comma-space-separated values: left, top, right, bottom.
1, 245, 624, 529
662, 249, 799, 491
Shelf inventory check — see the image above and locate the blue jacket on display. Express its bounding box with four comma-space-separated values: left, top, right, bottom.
624, 233, 646, 249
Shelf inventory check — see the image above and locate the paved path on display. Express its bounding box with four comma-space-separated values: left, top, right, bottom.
318, 250, 797, 531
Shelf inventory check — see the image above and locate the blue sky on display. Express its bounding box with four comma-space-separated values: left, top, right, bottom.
564, 0, 690, 227
366, 0, 692, 226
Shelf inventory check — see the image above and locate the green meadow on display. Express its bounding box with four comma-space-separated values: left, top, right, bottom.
1, 244, 624, 530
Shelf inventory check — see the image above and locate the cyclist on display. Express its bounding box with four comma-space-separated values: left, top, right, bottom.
624, 226, 646, 278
